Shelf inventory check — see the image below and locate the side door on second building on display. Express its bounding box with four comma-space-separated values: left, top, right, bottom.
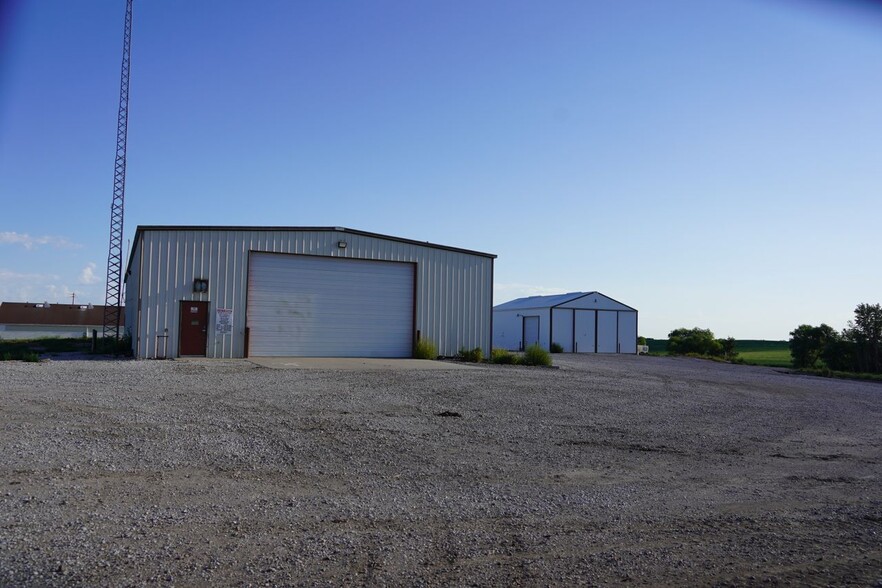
522, 315, 540, 350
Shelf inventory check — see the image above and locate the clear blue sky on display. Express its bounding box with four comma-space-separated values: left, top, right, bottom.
1, 0, 880, 339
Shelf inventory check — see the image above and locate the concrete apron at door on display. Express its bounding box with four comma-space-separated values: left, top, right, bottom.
246, 357, 481, 370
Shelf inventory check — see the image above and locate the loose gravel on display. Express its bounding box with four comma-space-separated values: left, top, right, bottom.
1, 354, 880, 586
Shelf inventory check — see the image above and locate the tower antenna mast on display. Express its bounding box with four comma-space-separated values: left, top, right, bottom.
102, 0, 134, 345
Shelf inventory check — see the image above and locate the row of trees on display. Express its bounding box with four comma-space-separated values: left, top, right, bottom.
789, 303, 882, 373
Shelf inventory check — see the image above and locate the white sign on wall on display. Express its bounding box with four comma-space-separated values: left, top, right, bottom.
215, 308, 233, 335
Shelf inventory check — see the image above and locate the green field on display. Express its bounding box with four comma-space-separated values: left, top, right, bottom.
735, 340, 791, 367
645, 338, 792, 368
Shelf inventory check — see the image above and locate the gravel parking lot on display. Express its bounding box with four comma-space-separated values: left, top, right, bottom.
1, 354, 880, 586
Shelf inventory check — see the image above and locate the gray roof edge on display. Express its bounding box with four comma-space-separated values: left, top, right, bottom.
493, 292, 587, 311
494, 291, 638, 312
126, 225, 497, 280
549, 291, 596, 308
552, 291, 638, 311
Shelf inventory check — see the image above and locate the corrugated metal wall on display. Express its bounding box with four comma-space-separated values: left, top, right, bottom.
125, 228, 493, 359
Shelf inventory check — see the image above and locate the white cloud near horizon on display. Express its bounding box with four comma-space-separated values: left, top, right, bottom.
78, 262, 101, 285
0, 269, 61, 303
0, 231, 81, 250
0, 269, 103, 305
0, 269, 60, 281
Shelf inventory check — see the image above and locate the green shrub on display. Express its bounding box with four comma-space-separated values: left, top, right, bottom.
116, 331, 134, 357
521, 343, 552, 367
822, 337, 855, 372
21, 352, 40, 363
789, 324, 837, 368
459, 346, 484, 363
99, 332, 134, 356
719, 337, 738, 360
490, 348, 517, 364
646, 338, 668, 354
0, 352, 12, 361
668, 327, 722, 356
550, 342, 564, 353
413, 338, 438, 360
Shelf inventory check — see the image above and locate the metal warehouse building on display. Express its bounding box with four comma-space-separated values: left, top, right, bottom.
124, 226, 495, 359
493, 292, 638, 354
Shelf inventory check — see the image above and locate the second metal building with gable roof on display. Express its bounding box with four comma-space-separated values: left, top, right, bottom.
492, 292, 638, 354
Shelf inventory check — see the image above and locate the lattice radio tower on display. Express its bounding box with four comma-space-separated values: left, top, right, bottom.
102, 0, 134, 343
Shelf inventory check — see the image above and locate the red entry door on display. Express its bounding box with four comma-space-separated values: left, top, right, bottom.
179, 301, 209, 356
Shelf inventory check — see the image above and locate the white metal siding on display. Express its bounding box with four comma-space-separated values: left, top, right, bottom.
247, 253, 413, 357
492, 310, 522, 351
127, 228, 492, 358
492, 308, 552, 351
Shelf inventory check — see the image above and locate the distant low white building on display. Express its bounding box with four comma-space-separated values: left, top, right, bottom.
0, 302, 111, 340
493, 292, 638, 354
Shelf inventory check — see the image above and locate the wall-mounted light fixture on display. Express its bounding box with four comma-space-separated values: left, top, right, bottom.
193, 278, 209, 293
337, 240, 347, 249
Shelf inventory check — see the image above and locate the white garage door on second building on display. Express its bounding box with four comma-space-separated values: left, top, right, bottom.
246, 252, 414, 357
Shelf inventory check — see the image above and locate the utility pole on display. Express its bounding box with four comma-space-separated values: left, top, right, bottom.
102, 0, 133, 345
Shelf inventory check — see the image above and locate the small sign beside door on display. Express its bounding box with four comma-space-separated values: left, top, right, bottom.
216, 308, 233, 335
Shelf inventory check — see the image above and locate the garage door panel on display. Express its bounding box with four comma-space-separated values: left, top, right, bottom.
574, 310, 595, 353
597, 310, 618, 353
247, 253, 414, 357
618, 312, 637, 354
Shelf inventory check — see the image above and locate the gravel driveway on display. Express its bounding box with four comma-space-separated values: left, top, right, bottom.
1, 354, 880, 586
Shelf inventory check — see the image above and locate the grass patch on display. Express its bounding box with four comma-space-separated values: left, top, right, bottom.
735, 340, 791, 368
550, 342, 564, 353
0, 335, 134, 358
490, 348, 518, 364
738, 349, 792, 368
458, 346, 484, 363
489, 347, 553, 367
647, 338, 792, 366
413, 339, 438, 360
521, 343, 552, 367
0, 348, 44, 362
0, 337, 90, 357
796, 367, 882, 383
0, 337, 93, 361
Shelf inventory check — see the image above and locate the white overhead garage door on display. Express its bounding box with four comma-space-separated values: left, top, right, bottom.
247, 253, 414, 357
618, 312, 637, 354
597, 310, 618, 353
